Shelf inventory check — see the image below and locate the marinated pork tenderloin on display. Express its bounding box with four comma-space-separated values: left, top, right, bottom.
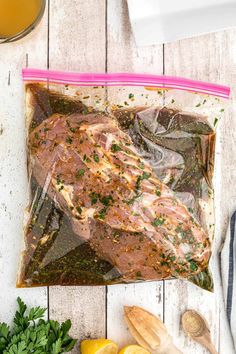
29, 112, 211, 281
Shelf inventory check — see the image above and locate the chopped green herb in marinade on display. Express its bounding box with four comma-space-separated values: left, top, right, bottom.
135, 172, 151, 190
76, 206, 82, 214
111, 143, 122, 152
98, 208, 107, 220
34, 132, 40, 140
93, 154, 100, 163
100, 195, 113, 206
152, 218, 165, 227
89, 192, 99, 205
190, 261, 198, 272
76, 169, 85, 179
66, 136, 73, 144
138, 162, 145, 170
214, 117, 219, 126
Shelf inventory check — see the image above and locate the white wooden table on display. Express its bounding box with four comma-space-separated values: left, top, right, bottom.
0, 1, 236, 353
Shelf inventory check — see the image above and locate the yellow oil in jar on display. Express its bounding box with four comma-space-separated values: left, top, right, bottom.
0, 0, 43, 38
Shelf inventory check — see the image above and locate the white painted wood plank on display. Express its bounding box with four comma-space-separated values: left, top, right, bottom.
0, 3, 48, 321
106, 0, 165, 348
48, 1, 107, 352
49, 287, 106, 340
107, 282, 163, 349
164, 31, 236, 353
48, 0, 106, 72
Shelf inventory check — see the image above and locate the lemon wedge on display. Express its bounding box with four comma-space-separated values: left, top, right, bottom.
81, 339, 118, 354
119, 345, 151, 354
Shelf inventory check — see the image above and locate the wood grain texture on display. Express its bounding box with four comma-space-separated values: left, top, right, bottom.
49, 287, 106, 345
48, 0, 106, 72
107, 282, 163, 349
48, 1, 107, 353
0, 3, 48, 322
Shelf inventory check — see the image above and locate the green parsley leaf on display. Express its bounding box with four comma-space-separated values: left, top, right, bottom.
152, 218, 165, 227
83, 154, 91, 163
138, 162, 145, 170
66, 136, 73, 144
93, 154, 100, 163
28, 306, 46, 321
34, 132, 40, 140
76, 169, 85, 179
169, 256, 176, 261
89, 192, 100, 205
100, 195, 113, 206
0, 298, 77, 353
135, 172, 151, 190
141, 172, 150, 179
190, 261, 198, 272
214, 117, 219, 126
98, 208, 107, 220
76, 206, 82, 214
111, 144, 122, 153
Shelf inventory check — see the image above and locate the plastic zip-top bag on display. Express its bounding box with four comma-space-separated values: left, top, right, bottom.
17, 69, 230, 291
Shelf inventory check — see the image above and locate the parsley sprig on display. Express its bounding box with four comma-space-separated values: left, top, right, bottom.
0, 297, 77, 354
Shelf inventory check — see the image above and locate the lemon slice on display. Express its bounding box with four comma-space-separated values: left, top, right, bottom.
81, 339, 118, 354
119, 345, 151, 354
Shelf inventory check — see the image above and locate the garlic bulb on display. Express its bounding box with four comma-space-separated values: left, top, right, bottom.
124, 306, 183, 354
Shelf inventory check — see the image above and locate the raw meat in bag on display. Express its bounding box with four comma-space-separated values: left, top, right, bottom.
17, 70, 230, 291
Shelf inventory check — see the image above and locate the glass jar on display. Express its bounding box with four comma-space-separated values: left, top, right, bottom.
0, 0, 46, 44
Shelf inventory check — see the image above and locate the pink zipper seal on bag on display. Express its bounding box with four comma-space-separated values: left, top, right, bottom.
22, 69, 231, 99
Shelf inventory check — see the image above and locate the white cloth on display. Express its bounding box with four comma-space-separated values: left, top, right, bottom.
221, 211, 236, 349
127, 0, 236, 46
